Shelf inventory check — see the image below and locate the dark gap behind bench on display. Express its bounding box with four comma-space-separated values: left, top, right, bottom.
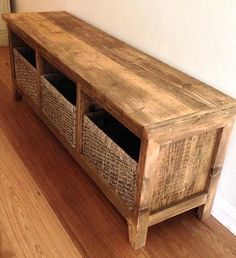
43, 74, 77, 106
16, 47, 36, 68
87, 110, 141, 161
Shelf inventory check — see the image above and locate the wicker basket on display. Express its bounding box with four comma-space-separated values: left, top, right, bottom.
82, 111, 140, 209
13, 47, 38, 104
41, 74, 76, 147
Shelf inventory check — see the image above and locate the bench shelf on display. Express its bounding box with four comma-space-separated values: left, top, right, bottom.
3, 11, 236, 249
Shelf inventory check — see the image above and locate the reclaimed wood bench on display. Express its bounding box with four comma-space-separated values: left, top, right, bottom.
3, 11, 236, 249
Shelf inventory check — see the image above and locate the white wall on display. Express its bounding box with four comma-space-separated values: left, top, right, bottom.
12, 0, 236, 233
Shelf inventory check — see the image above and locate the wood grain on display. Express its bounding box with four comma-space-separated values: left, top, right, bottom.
128, 139, 160, 249
0, 122, 81, 257
1, 46, 236, 257
7, 29, 22, 101
3, 12, 236, 138
151, 130, 219, 210
198, 121, 234, 220
3, 11, 236, 250
149, 194, 207, 226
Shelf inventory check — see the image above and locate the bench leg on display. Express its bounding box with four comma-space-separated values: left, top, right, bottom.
127, 217, 149, 250
128, 139, 160, 249
197, 121, 234, 220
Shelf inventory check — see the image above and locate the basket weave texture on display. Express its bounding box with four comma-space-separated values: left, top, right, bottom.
82, 112, 137, 209
41, 75, 76, 147
13, 48, 38, 104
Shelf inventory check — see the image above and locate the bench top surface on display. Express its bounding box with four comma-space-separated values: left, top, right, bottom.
3, 11, 236, 136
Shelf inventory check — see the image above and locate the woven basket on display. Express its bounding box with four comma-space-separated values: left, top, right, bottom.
82, 111, 139, 209
13, 47, 38, 104
41, 74, 76, 147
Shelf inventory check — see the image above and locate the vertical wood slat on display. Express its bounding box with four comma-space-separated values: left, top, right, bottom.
77, 88, 90, 153
7, 28, 22, 101
198, 120, 234, 220
36, 51, 43, 109
128, 139, 160, 249
75, 84, 81, 151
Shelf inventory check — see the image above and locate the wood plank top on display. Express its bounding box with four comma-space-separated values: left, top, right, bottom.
3, 11, 236, 137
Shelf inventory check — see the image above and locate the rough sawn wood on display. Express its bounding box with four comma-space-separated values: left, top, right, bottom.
3, 11, 236, 249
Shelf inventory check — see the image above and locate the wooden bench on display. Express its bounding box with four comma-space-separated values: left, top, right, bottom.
3, 11, 236, 249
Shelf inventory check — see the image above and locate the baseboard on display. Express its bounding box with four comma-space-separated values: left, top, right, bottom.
0, 30, 8, 46
0, 0, 10, 46
212, 194, 236, 236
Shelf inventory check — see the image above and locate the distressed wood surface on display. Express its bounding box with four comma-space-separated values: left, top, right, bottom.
3, 11, 236, 138
1, 46, 236, 257
151, 129, 219, 210
7, 29, 22, 101
149, 193, 207, 226
2, 10, 236, 251
128, 139, 160, 249
198, 121, 234, 220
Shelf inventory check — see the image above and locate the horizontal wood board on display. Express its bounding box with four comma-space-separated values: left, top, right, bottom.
3, 11, 236, 138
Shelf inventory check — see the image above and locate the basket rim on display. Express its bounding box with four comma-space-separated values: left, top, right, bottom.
42, 73, 75, 84
83, 112, 138, 166
41, 75, 76, 111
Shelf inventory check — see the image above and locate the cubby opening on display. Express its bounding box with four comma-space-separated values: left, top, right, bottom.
41, 58, 77, 105
15, 47, 36, 68
82, 102, 140, 208
86, 110, 140, 161
40, 58, 77, 147
43, 74, 76, 106
12, 32, 38, 103
11, 32, 36, 68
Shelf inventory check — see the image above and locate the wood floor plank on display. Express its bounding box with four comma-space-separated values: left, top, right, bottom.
0, 222, 16, 258
0, 128, 82, 257
0, 46, 236, 257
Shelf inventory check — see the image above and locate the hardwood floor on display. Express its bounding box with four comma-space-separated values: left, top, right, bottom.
0, 125, 81, 258
0, 46, 236, 257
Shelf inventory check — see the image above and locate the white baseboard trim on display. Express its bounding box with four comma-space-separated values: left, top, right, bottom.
212, 194, 236, 236
0, 30, 8, 46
